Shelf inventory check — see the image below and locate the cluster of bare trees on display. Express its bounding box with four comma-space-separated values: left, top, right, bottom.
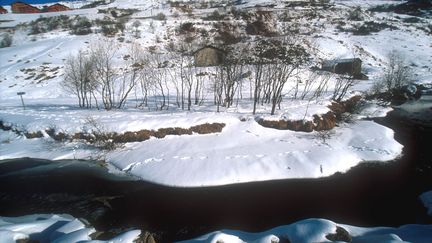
64, 38, 359, 115
250, 39, 310, 115
63, 39, 146, 110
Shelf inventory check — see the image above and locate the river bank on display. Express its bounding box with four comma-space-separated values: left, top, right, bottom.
0, 96, 431, 242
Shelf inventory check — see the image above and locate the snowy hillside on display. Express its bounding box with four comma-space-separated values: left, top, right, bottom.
1, 0, 431, 186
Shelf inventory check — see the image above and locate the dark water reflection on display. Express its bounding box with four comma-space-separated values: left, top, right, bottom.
0, 99, 431, 242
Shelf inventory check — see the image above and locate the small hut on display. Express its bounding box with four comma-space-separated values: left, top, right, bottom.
322, 58, 362, 77
11, 2, 41, 14
193, 46, 226, 67
43, 3, 71, 12
0, 6, 8, 14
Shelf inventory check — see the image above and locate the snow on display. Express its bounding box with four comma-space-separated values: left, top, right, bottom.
2, 0, 431, 186
0, 214, 141, 243
180, 218, 432, 243
4, 214, 429, 243
420, 191, 432, 216
106, 119, 401, 187
0, 0, 431, 241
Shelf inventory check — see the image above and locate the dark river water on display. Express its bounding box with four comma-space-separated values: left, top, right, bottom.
0, 97, 431, 242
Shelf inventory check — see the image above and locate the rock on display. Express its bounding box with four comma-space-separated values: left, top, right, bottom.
313, 112, 336, 131
16, 239, 39, 243
325, 226, 352, 242
135, 231, 157, 243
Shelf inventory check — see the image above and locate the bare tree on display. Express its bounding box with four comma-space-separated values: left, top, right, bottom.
312, 71, 332, 100
332, 74, 357, 102
62, 50, 98, 109
250, 39, 309, 115
148, 53, 170, 110
213, 67, 224, 112
90, 39, 118, 110
381, 50, 412, 92
116, 43, 146, 109
194, 71, 207, 106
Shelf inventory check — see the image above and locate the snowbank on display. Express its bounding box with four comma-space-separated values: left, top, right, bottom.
106, 119, 402, 187
0, 214, 141, 243
420, 191, 432, 216
180, 218, 432, 243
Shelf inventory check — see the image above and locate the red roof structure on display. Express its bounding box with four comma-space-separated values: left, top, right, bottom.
11, 2, 41, 14
0, 6, 8, 14
43, 3, 71, 12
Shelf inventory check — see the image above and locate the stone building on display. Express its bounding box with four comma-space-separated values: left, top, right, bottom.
322, 58, 362, 77
193, 46, 226, 67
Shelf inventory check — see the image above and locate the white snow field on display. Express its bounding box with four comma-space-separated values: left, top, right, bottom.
0, 214, 141, 243
179, 218, 432, 243
0, 0, 430, 186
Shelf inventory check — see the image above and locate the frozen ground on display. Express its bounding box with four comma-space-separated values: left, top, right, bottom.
0, 214, 141, 243
180, 218, 432, 243
1, 0, 430, 186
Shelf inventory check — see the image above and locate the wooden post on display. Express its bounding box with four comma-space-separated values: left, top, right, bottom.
17, 92, 26, 110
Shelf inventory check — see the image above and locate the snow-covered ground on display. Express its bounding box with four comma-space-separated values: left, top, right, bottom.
1, 0, 430, 186
420, 190, 432, 216
108, 119, 401, 187
180, 218, 432, 243
2, 214, 432, 243
0, 97, 402, 186
0, 214, 141, 243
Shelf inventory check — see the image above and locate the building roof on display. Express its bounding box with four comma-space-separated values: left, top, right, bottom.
11, 1, 41, 10
322, 58, 361, 67
193, 45, 227, 55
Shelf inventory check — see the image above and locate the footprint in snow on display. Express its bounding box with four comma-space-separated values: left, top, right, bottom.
180, 156, 191, 160
144, 158, 162, 163
255, 154, 264, 158
122, 162, 141, 172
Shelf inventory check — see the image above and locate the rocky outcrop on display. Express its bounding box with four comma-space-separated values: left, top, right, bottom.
0, 120, 225, 144
326, 226, 352, 242
328, 95, 362, 121
258, 96, 362, 132
257, 111, 336, 132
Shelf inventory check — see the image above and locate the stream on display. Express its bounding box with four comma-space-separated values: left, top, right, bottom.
0, 96, 431, 242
